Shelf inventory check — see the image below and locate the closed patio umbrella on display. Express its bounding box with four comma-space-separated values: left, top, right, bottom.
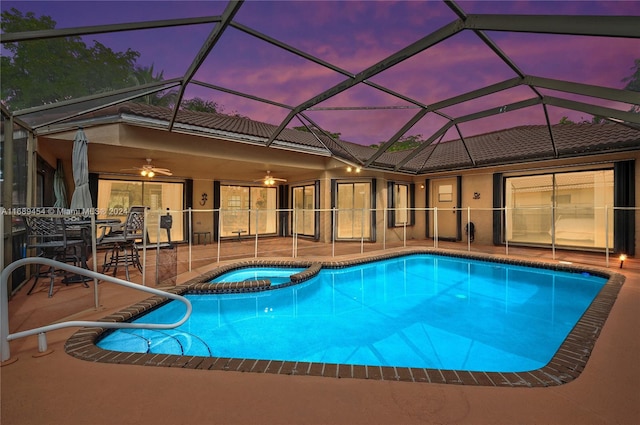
53, 159, 68, 208
70, 128, 92, 211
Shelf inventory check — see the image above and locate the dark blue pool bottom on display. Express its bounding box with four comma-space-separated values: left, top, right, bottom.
65, 249, 625, 387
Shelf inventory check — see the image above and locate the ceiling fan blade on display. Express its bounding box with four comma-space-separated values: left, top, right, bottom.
153, 169, 173, 176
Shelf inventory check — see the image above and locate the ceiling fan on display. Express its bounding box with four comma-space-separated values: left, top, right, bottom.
254, 170, 286, 186
123, 158, 172, 177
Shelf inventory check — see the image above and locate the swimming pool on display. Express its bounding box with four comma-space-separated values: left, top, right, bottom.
87, 251, 623, 385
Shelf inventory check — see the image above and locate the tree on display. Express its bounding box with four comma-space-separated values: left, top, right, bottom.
558, 116, 574, 124
1, 8, 140, 110
179, 97, 249, 118
559, 116, 605, 125
370, 134, 423, 151
129, 64, 177, 107
1, 9, 250, 120
180, 97, 220, 113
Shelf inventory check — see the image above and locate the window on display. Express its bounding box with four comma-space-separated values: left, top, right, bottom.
505, 170, 614, 249
336, 182, 371, 240
438, 184, 453, 202
97, 179, 184, 243
219, 185, 277, 237
292, 184, 316, 236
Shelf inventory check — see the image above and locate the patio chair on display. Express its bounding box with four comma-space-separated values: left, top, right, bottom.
22, 215, 86, 297
97, 206, 147, 280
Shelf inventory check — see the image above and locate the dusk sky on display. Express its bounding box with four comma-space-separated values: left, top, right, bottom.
2, 1, 639, 145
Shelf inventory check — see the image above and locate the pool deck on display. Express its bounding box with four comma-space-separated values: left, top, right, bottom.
2, 239, 639, 425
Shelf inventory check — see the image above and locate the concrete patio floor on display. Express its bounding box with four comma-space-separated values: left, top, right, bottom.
2, 239, 639, 425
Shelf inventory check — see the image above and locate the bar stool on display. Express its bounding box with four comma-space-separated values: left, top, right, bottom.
97, 206, 147, 281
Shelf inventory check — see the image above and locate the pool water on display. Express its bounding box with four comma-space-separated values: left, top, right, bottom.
98, 254, 607, 372
210, 267, 305, 286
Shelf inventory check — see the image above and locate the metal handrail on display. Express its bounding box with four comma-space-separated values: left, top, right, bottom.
1, 257, 192, 363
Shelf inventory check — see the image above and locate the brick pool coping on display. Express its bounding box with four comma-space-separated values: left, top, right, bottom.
65, 248, 625, 387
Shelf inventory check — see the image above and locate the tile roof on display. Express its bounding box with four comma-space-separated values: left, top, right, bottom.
107, 103, 640, 174
117, 103, 323, 148
396, 124, 640, 173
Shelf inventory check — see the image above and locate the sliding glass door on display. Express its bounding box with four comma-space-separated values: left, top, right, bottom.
292, 184, 315, 236
336, 182, 371, 240
97, 179, 184, 243
505, 170, 614, 249
219, 185, 277, 237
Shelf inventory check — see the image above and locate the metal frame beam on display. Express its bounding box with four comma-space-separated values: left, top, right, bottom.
13, 79, 182, 117
543, 96, 640, 125
265, 19, 465, 146
364, 109, 429, 166
231, 22, 354, 79
394, 98, 541, 171
465, 15, 640, 38
0, 16, 222, 43
393, 122, 455, 171
526, 76, 640, 104
296, 113, 363, 164
2, 0, 638, 176
168, 1, 244, 131
192, 80, 293, 110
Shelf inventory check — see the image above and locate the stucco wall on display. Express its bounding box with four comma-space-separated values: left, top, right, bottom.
34, 124, 640, 255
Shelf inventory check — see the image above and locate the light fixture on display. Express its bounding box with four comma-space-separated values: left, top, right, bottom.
200, 193, 208, 206
346, 166, 352, 172
129, 158, 172, 177
355, 167, 361, 173
254, 171, 286, 186
619, 254, 627, 268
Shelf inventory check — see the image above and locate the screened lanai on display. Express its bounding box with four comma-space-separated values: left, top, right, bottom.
2, 0, 639, 169
3, 5, 640, 424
